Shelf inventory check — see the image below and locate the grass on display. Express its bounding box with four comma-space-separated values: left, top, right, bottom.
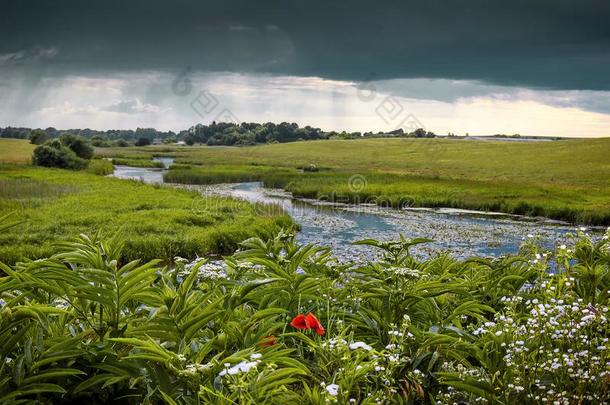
101, 137, 610, 225
0, 139, 114, 175
0, 165, 293, 264
111, 158, 165, 168
0, 138, 35, 164
164, 164, 299, 184
86, 159, 115, 175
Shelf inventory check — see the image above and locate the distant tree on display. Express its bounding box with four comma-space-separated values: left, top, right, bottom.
184, 134, 196, 146
60, 134, 94, 159
114, 139, 130, 147
29, 130, 49, 145
90, 135, 111, 147
410, 128, 427, 138
135, 137, 151, 146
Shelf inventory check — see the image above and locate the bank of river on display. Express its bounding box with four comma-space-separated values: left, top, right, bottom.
112, 160, 598, 261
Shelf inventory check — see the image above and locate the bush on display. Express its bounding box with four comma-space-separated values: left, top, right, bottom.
60, 134, 94, 159
91, 137, 111, 147
135, 137, 151, 146
32, 140, 88, 169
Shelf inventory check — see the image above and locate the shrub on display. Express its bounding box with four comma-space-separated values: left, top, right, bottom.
135, 137, 151, 146
32, 139, 88, 169
60, 134, 94, 159
91, 137, 111, 147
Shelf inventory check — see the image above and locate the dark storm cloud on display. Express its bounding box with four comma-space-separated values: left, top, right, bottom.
1, 0, 610, 90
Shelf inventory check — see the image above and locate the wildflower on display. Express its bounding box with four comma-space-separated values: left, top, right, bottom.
349, 341, 372, 351
326, 383, 339, 396
290, 313, 325, 336
219, 360, 260, 377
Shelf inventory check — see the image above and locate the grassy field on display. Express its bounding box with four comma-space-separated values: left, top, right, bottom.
99, 137, 610, 225
0, 138, 35, 163
0, 139, 293, 263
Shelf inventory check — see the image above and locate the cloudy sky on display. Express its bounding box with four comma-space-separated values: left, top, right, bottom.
1, 0, 609, 137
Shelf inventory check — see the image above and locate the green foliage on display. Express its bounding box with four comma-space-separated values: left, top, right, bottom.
0, 227, 608, 403
28, 130, 49, 145
135, 138, 151, 146
86, 159, 114, 175
60, 134, 95, 160
32, 139, 88, 170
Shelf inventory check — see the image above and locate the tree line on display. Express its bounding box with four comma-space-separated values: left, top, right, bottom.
1, 122, 436, 147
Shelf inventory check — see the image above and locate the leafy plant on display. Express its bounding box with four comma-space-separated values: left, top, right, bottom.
0, 228, 608, 403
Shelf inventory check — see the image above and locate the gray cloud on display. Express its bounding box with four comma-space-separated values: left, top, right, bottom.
0, 46, 58, 66
102, 99, 163, 114
1, 0, 609, 90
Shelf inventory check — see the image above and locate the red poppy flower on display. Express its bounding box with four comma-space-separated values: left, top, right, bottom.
305, 313, 325, 336
258, 335, 277, 347
290, 314, 308, 330
290, 313, 325, 336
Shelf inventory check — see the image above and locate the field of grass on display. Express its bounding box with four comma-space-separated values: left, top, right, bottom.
0, 165, 293, 264
0, 138, 293, 264
0, 138, 35, 163
100, 137, 610, 225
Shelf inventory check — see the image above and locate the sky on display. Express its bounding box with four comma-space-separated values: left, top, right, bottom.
1, 0, 609, 137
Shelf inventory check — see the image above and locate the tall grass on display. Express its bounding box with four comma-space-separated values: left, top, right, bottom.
0, 165, 294, 264
111, 158, 165, 168
86, 159, 114, 175
164, 164, 298, 185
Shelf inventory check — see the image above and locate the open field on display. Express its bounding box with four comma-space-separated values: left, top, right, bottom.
0, 164, 293, 264
98, 137, 610, 225
0, 138, 35, 163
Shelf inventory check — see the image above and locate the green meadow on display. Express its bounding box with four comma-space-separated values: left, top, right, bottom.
99, 137, 610, 225
0, 140, 293, 264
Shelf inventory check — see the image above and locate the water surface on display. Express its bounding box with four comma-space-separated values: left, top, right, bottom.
113, 163, 595, 261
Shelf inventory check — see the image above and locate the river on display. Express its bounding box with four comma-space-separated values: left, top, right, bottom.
111, 158, 595, 262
